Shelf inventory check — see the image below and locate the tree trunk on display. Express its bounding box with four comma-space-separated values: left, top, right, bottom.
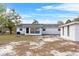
10, 30, 12, 34
9, 28, 12, 34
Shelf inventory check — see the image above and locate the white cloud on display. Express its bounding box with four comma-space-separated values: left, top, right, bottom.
55, 4, 79, 11
21, 19, 57, 24
36, 9, 42, 11
54, 14, 78, 18
20, 13, 79, 24
42, 5, 54, 10
21, 13, 78, 18
36, 3, 79, 12
21, 16, 78, 24
21, 19, 33, 24
35, 5, 54, 11
21, 14, 32, 18
39, 19, 57, 24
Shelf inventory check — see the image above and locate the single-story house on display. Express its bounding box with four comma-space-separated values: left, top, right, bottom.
59, 21, 79, 41
16, 24, 60, 35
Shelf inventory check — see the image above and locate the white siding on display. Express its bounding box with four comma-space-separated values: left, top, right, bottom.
17, 27, 42, 35
17, 26, 60, 36
69, 25, 76, 41
75, 24, 79, 41
16, 27, 26, 35
64, 27, 67, 37
42, 27, 60, 35
60, 25, 76, 41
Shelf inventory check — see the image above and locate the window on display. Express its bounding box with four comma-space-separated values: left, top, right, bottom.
43, 29, 45, 31
30, 28, 40, 34
67, 25, 70, 36
62, 27, 64, 35
20, 28, 22, 31
26, 28, 29, 33
58, 28, 60, 31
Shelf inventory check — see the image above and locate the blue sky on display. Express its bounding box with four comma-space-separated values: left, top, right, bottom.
6, 3, 79, 24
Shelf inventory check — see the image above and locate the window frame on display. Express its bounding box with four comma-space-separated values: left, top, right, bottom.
43, 28, 46, 31
20, 28, 22, 31
67, 25, 70, 36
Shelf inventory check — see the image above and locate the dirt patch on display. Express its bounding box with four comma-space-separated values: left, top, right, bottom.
0, 37, 79, 56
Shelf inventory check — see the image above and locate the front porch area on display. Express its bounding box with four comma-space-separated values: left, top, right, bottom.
25, 27, 42, 35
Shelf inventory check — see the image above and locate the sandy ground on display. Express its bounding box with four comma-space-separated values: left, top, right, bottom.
0, 37, 79, 56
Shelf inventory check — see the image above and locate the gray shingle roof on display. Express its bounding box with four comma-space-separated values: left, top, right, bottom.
17, 24, 59, 28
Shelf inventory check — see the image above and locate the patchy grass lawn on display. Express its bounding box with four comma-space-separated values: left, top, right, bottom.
0, 35, 39, 44
0, 35, 79, 56
14, 40, 79, 56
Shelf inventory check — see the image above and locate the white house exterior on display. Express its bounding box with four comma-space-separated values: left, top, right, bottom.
16, 24, 60, 35
59, 21, 79, 41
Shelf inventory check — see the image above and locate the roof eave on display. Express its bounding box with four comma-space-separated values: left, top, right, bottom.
59, 21, 79, 28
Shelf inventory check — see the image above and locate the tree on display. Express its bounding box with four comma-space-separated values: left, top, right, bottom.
57, 21, 64, 25
11, 9, 21, 25
5, 9, 21, 34
65, 19, 71, 24
73, 16, 79, 22
32, 19, 39, 24
5, 9, 21, 26
0, 4, 6, 14
14, 14, 21, 26
0, 15, 5, 33
0, 4, 6, 33
4, 19, 15, 34
0, 8, 21, 34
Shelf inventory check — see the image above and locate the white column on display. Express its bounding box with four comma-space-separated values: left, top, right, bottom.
40, 28, 42, 35
60, 28, 63, 37
25, 28, 26, 35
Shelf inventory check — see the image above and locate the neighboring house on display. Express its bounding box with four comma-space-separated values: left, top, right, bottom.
59, 21, 79, 41
16, 24, 60, 35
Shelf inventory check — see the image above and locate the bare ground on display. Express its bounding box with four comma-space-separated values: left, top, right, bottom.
0, 36, 79, 56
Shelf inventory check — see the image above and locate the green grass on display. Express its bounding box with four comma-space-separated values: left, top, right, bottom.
0, 35, 39, 44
